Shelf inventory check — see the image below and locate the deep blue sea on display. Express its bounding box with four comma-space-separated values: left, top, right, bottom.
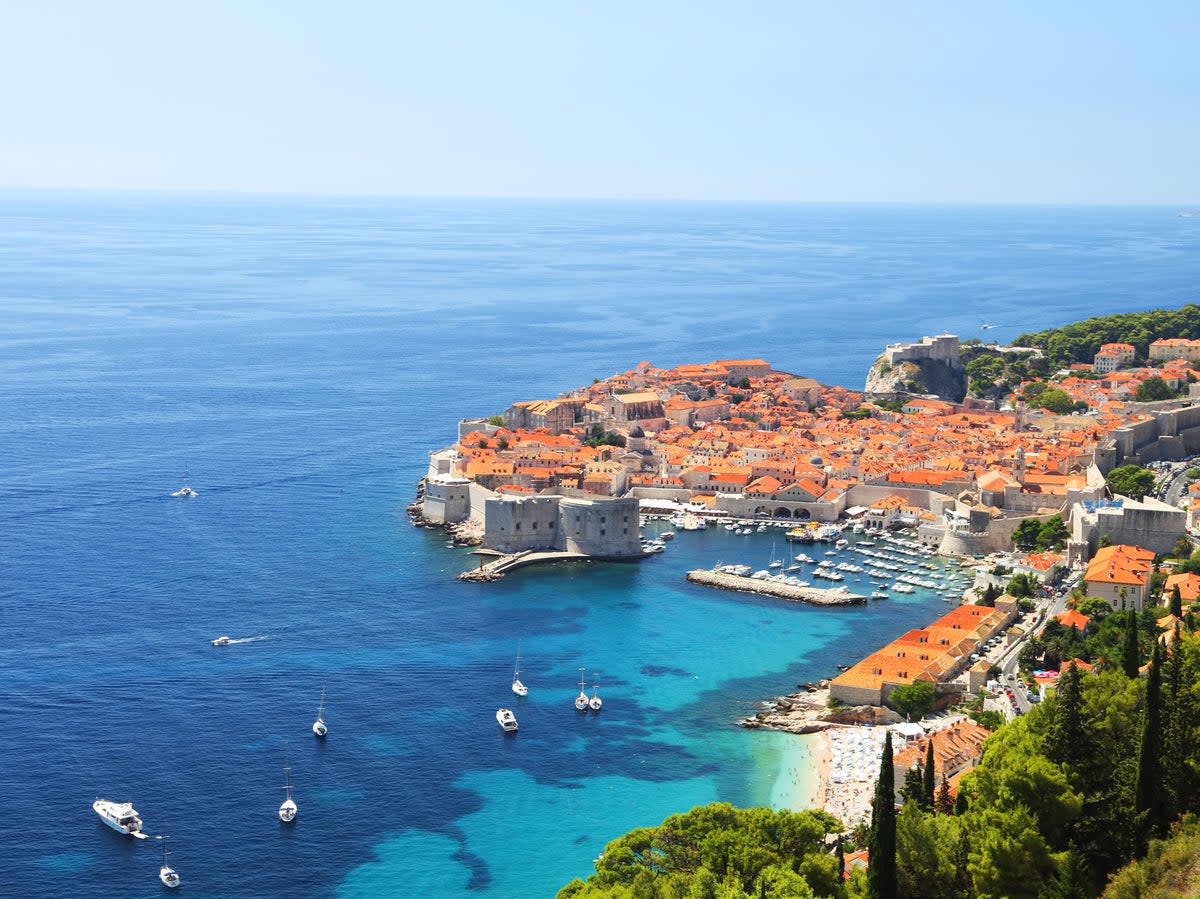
2, 194, 1198, 898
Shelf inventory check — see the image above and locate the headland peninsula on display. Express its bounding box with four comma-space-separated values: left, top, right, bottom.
417, 304, 1200, 868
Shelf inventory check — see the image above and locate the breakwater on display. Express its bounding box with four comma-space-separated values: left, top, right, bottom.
685, 569, 867, 605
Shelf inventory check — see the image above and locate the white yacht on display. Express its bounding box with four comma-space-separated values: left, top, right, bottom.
279, 758, 297, 823
574, 668, 589, 711
588, 685, 602, 712
312, 687, 328, 737
496, 708, 518, 732
157, 836, 181, 889
211, 635, 231, 646
93, 799, 147, 838
512, 648, 528, 697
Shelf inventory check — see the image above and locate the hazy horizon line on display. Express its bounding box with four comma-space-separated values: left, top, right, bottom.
0, 184, 1197, 210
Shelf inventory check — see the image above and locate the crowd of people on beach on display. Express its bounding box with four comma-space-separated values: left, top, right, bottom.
821, 726, 888, 825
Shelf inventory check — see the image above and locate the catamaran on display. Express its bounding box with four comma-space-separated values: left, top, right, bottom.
312, 687, 328, 737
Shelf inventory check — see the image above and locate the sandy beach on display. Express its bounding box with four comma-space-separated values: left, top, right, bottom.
760, 724, 884, 830
819, 725, 888, 827
763, 730, 824, 811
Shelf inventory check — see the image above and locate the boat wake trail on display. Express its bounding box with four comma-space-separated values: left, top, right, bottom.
227, 635, 270, 644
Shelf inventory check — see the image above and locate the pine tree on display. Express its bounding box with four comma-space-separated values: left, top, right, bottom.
868, 731, 897, 899
922, 738, 936, 811
935, 775, 953, 815
1122, 608, 1141, 678
1135, 640, 1166, 842
1170, 583, 1183, 618
1047, 661, 1090, 769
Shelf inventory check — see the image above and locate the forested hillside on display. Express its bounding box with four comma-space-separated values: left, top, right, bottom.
1014, 304, 1200, 369
559, 625, 1200, 899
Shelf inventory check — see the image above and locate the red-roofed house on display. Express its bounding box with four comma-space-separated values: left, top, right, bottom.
1056, 609, 1091, 633
1084, 544, 1154, 611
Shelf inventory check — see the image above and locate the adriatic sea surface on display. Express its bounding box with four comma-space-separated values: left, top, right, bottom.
2, 193, 1198, 897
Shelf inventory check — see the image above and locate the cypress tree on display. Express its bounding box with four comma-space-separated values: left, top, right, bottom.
867, 731, 897, 899
900, 765, 924, 806
1135, 640, 1166, 842
954, 790, 968, 816
1170, 584, 1183, 619
922, 738, 936, 811
1122, 608, 1141, 678
1162, 626, 1194, 820
935, 775, 953, 815
836, 837, 845, 885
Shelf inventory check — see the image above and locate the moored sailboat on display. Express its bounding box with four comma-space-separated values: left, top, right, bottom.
279, 754, 297, 823
157, 836, 181, 889
589, 684, 602, 712
312, 687, 328, 737
574, 667, 589, 711
512, 646, 528, 697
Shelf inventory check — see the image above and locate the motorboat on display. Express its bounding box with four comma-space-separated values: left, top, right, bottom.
157, 836, 181, 889
211, 635, 231, 647
512, 647, 528, 697
93, 799, 147, 838
279, 757, 297, 823
574, 668, 589, 711
170, 485, 198, 498
312, 687, 328, 737
871, 591, 889, 600
496, 708, 519, 732
588, 685, 602, 712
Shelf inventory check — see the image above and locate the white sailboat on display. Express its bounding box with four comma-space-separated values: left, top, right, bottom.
279, 754, 297, 823
589, 684, 602, 712
574, 667, 589, 711
511, 647, 528, 697
170, 470, 198, 498
312, 687, 328, 737
156, 836, 181, 889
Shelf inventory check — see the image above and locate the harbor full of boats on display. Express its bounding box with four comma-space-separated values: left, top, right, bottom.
638, 510, 978, 608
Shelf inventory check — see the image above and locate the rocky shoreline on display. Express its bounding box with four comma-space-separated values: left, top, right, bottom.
406, 479, 483, 547
737, 682, 901, 735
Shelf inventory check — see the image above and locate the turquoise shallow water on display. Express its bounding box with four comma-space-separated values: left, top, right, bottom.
2, 194, 1198, 897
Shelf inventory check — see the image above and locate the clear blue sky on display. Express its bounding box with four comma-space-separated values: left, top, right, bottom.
2, 2, 1197, 202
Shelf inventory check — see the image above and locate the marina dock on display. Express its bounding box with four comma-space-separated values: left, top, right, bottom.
685, 569, 867, 605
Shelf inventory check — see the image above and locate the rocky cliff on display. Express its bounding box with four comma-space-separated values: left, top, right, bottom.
864, 354, 967, 401
864, 335, 966, 401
